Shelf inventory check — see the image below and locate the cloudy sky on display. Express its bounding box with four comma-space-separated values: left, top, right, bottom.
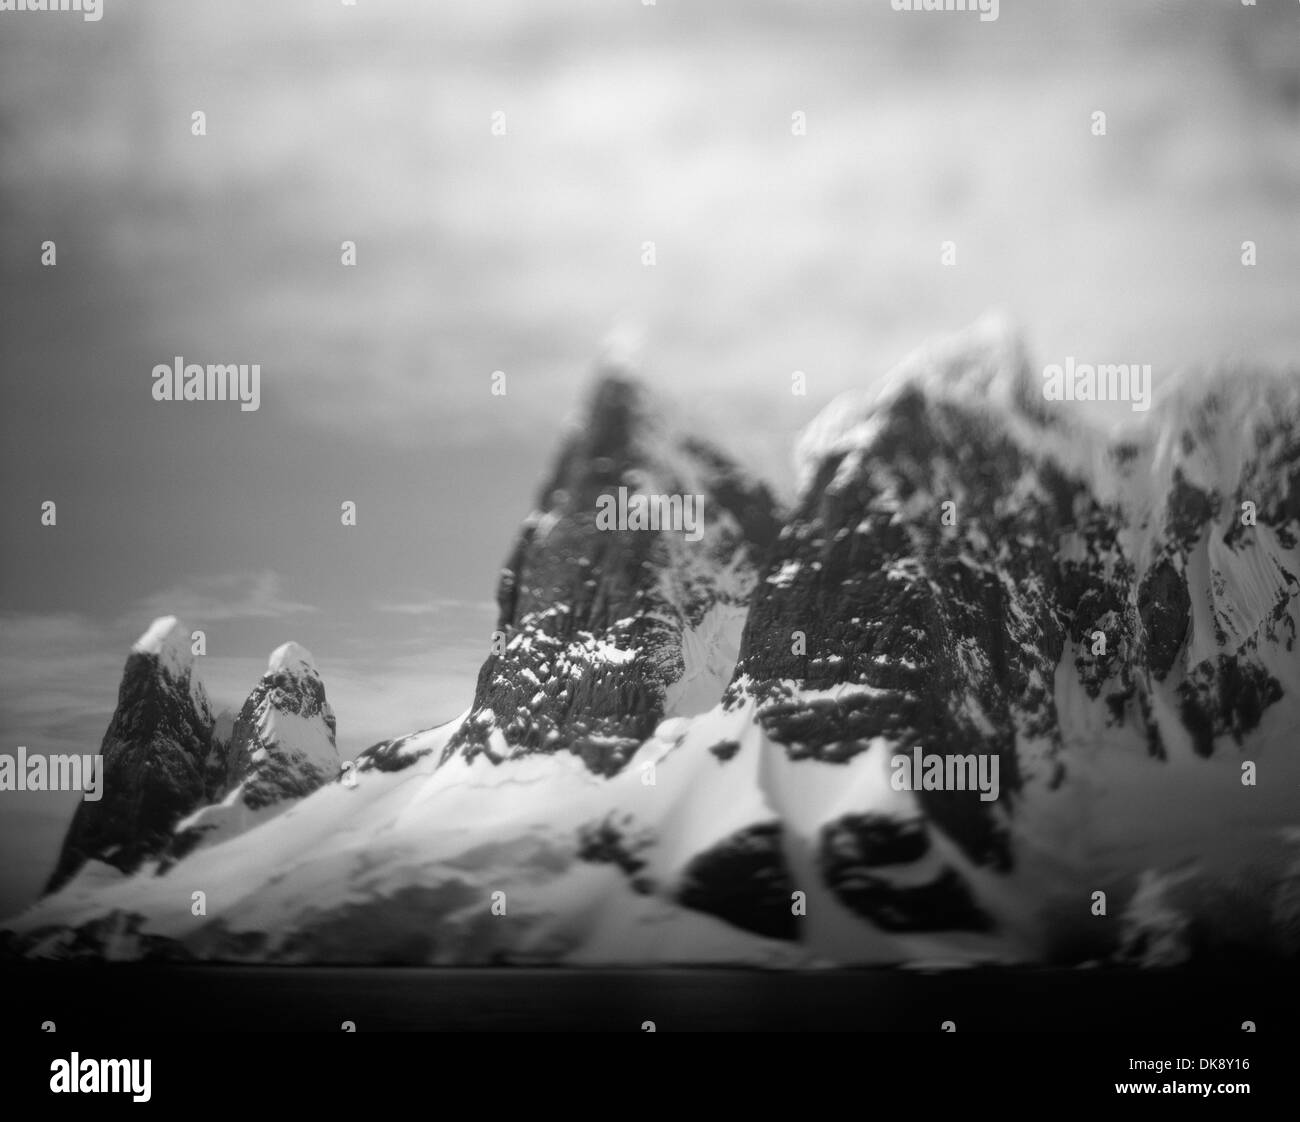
2, 0, 1299, 913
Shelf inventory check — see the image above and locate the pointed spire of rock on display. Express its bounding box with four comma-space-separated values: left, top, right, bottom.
45, 618, 214, 893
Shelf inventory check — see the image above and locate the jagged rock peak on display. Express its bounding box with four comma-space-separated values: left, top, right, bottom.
539, 365, 781, 550
127, 614, 209, 723
794, 314, 1043, 492
163, 650, 339, 860
203, 642, 338, 817
556, 367, 684, 483
43, 616, 214, 893
874, 311, 1036, 412
444, 363, 781, 776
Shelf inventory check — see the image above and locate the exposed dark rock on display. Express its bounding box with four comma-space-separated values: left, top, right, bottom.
727, 382, 1058, 870
1137, 560, 1190, 681
1178, 656, 1284, 757
708, 739, 741, 761
576, 813, 656, 891
447, 371, 780, 775
677, 822, 798, 941
46, 632, 213, 894
355, 736, 423, 774
820, 815, 992, 932
822, 812, 930, 867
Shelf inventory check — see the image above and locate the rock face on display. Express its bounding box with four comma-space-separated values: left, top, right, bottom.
169, 643, 338, 857
677, 823, 797, 941
723, 320, 1300, 909
45, 617, 213, 893
443, 370, 780, 776
728, 326, 1066, 872
819, 814, 992, 933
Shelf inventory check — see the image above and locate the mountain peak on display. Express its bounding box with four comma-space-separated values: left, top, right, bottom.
267, 641, 316, 677
166, 645, 339, 855
794, 314, 1040, 492
44, 616, 213, 893
443, 361, 780, 776
573, 368, 655, 458
880, 311, 1033, 408
131, 615, 193, 679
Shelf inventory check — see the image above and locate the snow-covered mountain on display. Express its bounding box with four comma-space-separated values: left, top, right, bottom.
724, 318, 1300, 961
9, 326, 1300, 966
167, 642, 339, 860
38, 621, 340, 901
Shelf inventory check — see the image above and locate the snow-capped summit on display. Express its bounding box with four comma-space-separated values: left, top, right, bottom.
267, 641, 316, 677
130, 615, 209, 715
794, 314, 1043, 492
132, 614, 189, 665
874, 310, 1039, 416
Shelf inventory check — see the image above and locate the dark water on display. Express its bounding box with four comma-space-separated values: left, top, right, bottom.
5, 964, 1290, 1032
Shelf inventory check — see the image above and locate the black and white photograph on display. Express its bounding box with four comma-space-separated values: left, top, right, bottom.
0, 0, 1295, 1098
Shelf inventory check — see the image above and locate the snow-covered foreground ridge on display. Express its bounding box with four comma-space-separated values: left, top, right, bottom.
7, 319, 1300, 966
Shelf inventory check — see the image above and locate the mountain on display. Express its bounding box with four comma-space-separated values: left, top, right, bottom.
168, 642, 339, 859
721, 318, 1300, 958
358, 370, 778, 776
44, 617, 213, 894
444, 372, 779, 775
9, 327, 1300, 966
